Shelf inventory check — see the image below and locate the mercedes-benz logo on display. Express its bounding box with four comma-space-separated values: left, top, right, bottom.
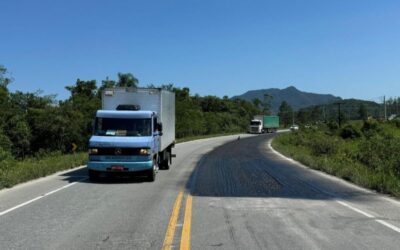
115, 148, 122, 155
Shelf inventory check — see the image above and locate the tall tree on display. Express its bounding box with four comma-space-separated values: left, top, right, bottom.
97, 77, 116, 98
278, 101, 293, 127
252, 98, 262, 111
117, 73, 139, 87
310, 106, 322, 122
262, 93, 273, 115
65, 79, 97, 99
0, 65, 13, 90
65, 79, 100, 150
0, 66, 9, 120
358, 103, 368, 120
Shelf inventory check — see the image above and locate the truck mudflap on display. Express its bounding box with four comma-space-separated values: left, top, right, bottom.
87, 160, 153, 172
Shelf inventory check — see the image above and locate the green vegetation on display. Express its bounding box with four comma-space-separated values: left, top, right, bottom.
295, 99, 387, 125
273, 119, 400, 197
0, 64, 260, 189
0, 152, 87, 189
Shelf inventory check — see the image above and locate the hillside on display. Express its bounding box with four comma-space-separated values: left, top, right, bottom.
298, 98, 383, 122
232, 86, 341, 113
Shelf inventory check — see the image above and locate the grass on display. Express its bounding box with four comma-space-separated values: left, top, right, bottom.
272, 127, 400, 198
0, 152, 87, 190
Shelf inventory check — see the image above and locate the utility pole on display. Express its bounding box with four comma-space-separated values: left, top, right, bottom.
292, 110, 295, 125
337, 102, 342, 127
384, 95, 387, 121
323, 105, 326, 123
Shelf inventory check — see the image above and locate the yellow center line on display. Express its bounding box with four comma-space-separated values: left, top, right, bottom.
180, 194, 193, 250
162, 190, 184, 250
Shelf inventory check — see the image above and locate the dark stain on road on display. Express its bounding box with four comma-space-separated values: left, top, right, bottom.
189, 134, 283, 197
187, 134, 337, 200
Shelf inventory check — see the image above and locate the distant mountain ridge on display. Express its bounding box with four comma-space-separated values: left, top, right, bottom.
232, 86, 342, 113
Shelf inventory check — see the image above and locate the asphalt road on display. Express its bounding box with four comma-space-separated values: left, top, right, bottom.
1, 133, 400, 250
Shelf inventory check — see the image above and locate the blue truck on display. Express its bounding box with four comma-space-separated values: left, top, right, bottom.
87, 88, 175, 182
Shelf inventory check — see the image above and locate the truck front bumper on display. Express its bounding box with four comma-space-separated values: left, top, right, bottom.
87, 160, 153, 172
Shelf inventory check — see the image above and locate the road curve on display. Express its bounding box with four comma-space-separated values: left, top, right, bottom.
0, 134, 400, 250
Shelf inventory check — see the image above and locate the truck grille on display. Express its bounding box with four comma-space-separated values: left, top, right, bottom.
251, 128, 259, 133
96, 148, 144, 156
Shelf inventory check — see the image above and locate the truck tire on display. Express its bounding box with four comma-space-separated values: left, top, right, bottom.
160, 159, 170, 170
88, 169, 99, 182
159, 150, 171, 170
146, 159, 157, 182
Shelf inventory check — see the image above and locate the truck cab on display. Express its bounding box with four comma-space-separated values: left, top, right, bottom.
249, 119, 263, 134
88, 110, 161, 181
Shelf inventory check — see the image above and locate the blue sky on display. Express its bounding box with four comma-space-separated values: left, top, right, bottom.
1, 0, 399, 101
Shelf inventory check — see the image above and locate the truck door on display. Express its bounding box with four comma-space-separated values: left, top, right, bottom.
153, 116, 160, 153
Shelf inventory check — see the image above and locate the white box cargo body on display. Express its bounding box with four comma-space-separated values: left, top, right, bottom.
102, 88, 175, 151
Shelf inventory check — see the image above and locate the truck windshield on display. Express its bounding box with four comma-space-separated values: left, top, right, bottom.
94, 118, 152, 136
250, 121, 261, 126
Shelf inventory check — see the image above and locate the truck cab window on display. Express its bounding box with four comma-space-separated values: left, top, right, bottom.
95, 118, 152, 136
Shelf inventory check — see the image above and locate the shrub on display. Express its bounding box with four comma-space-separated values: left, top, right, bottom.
308, 132, 341, 156
340, 124, 362, 139
0, 148, 13, 166
390, 118, 400, 128
362, 119, 382, 138
327, 121, 339, 130
358, 136, 400, 176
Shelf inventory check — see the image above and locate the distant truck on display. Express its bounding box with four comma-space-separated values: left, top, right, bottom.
263, 115, 279, 133
87, 88, 175, 182
248, 115, 280, 134
248, 115, 263, 134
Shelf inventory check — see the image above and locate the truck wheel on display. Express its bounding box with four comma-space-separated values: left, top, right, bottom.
159, 151, 170, 170
88, 169, 99, 182
161, 159, 170, 170
146, 159, 157, 182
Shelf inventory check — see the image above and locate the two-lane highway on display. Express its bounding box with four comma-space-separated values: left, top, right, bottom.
1, 134, 400, 249
0, 135, 251, 249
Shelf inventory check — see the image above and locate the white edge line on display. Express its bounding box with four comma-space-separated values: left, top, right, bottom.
268, 137, 400, 234
0, 165, 87, 195
267, 140, 296, 163
376, 220, 400, 234
268, 137, 400, 205
335, 200, 374, 218
336, 200, 400, 234
0, 178, 87, 217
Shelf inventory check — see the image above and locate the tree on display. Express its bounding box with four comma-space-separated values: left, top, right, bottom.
0, 128, 13, 161
65, 79, 101, 150
297, 110, 310, 125
278, 101, 293, 127
97, 77, 116, 98
262, 93, 273, 115
147, 83, 175, 91
0, 128, 12, 154
66, 79, 97, 99
252, 98, 262, 111
310, 106, 322, 122
0, 65, 13, 91
6, 115, 31, 157
117, 73, 139, 87
0, 65, 12, 126
358, 103, 368, 120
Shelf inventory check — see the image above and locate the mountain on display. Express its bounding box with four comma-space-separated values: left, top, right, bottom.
232, 86, 342, 113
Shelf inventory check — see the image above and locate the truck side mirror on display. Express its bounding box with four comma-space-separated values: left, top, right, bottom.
157, 123, 163, 133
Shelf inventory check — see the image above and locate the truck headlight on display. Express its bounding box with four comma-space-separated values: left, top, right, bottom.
89, 148, 98, 155
139, 148, 151, 155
